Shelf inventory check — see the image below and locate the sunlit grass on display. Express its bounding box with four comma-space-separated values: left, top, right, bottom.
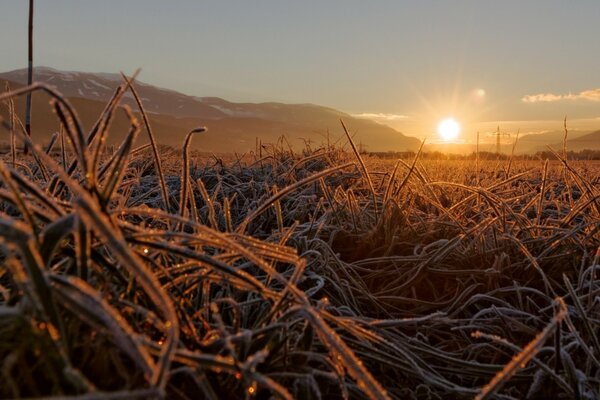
0, 79, 599, 399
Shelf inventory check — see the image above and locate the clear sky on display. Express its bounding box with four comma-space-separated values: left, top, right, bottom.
2, 1, 600, 140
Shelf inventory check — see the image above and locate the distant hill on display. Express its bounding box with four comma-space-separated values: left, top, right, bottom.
0, 66, 225, 119
547, 130, 600, 152
0, 67, 420, 153
517, 130, 591, 153
420, 128, 599, 155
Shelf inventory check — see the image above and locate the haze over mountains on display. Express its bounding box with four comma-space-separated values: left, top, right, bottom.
0, 67, 421, 153
423, 129, 600, 155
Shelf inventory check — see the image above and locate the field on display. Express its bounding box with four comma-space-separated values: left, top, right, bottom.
0, 83, 599, 399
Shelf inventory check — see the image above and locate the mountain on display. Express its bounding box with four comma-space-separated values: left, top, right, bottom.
0, 67, 421, 153
517, 130, 591, 153
547, 130, 600, 152
0, 67, 225, 119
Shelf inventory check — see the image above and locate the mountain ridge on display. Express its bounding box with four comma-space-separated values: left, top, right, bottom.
0, 66, 421, 153
546, 130, 600, 152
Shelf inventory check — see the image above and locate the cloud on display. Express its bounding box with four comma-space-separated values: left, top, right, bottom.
353, 112, 409, 121
521, 93, 565, 103
577, 89, 600, 101
518, 130, 550, 136
522, 88, 600, 103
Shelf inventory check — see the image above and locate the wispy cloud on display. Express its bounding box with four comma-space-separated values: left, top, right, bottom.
522, 88, 600, 103
521, 93, 564, 103
354, 112, 409, 121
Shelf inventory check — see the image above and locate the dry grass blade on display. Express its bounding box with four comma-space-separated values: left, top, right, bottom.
474, 297, 568, 400
340, 119, 378, 222
99, 107, 140, 205
120, 72, 171, 211
0, 160, 40, 237
502, 233, 555, 296
75, 198, 179, 391
47, 95, 88, 175
476, 131, 479, 186
39, 213, 76, 263
236, 162, 354, 234
196, 178, 218, 229
59, 124, 67, 170
506, 129, 519, 178
563, 116, 568, 159
0, 218, 62, 331
75, 216, 90, 281
545, 145, 600, 214
127, 236, 269, 293
11, 115, 51, 181
384, 139, 425, 201
49, 274, 156, 379
180, 127, 207, 218
302, 307, 391, 400
0, 83, 89, 183
562, 274, 600, 353
3, 82, 16, 166
11, 127, 178, 392
536, 159, 549, 228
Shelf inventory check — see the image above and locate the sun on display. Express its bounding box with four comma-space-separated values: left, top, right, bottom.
437, 118, 460, 141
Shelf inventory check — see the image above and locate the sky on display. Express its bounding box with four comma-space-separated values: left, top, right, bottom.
2, 1, 600, 141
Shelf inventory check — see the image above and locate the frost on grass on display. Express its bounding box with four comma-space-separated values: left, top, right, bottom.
0, 81, 599, 399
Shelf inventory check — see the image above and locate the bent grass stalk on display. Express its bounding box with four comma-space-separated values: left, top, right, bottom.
180, 127, 206, 218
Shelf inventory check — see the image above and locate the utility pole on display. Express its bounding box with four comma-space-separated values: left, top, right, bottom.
493, 126, 510, 155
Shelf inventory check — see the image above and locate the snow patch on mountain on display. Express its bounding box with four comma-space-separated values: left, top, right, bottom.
88, 79, 112, 90
209, 104, 259, 118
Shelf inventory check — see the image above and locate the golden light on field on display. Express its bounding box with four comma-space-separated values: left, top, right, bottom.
437, 118, 460, 141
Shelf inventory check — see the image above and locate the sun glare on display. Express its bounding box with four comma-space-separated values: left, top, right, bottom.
437, 118, 460, 141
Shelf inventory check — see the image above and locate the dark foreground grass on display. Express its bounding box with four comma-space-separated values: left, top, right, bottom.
0, 80, 599, 399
